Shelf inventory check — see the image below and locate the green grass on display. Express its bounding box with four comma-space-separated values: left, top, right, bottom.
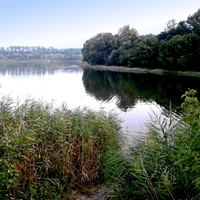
0, 97, 120, 199
79, 62, 200, 77
1, 89, 200, 199
103, 89, 200, 200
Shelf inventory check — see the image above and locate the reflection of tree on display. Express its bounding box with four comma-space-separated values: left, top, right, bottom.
82, 69, 200, 111
0, 60, 80, 76
82, 69, 137, 111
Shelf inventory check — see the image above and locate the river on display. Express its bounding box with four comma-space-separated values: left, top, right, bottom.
0, 60, 200, 143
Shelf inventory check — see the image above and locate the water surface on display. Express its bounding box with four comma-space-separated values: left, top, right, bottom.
0, 61, 199, 141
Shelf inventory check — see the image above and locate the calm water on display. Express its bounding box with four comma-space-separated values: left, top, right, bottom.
0, 61, 200, 141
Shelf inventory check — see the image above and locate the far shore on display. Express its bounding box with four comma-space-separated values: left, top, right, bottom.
79, 62, 200, 77
0, 59, 81, 63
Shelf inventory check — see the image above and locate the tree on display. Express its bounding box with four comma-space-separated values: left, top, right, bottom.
157, 20, 191, 41
121, 35, 159, 68
187, 8, 200, 36
175, 20, 192, 35
107, 49, 122, 66
82, 33, 117, 65
107, 25, 139, 66
117, 25, 138, 52
0, 46, 82, 61
158, 33, 200, 71
164, 19, 177, 32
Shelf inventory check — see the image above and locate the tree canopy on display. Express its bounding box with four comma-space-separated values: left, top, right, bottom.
82, 9, 200, 72
0, 46, 82, 61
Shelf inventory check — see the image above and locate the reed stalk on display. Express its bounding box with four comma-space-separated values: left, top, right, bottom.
0, 97, 120, 199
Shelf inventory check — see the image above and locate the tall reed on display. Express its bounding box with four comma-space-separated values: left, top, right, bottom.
103, 89, 200, 199
0, 97, 120, 199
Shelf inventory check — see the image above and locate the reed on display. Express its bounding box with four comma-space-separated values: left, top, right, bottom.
0, 97, 120, 199
103, 89, 200, 199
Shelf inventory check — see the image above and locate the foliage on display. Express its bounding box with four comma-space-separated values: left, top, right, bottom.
158, 34, 200, 71
82, 25, 138, 66
117, 25, 139, 52
0, 97, 120, 199
0, 46, 82, 61
103, 89, 200, 199
82, 33, 118, 65
164, 19, 177, 32
121, 37, 159, 68
187, 8, 200, 36
82, 9, 200, 72
157, 20, 192, 41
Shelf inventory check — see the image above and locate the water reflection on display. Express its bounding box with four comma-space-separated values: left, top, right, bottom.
82, 69, 200, 112
0, 61, 200, 138
0, 60, 81, 76
82, 69, 137, 111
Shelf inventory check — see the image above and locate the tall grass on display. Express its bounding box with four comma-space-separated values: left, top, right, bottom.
1, 90, 199, 199
103, 89, 200, 200
0, 97, 120, 199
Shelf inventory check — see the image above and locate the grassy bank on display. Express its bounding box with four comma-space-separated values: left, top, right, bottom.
0, 59, 82, 63
0, 97, 120, 199
79, 62, 200, 77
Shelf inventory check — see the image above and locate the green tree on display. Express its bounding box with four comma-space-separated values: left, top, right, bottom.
82, 33, 117, 65
107, 25, 139, 66
187, 8, 200, 36
107, 49, 122, 66
121, 35, 159, 68
158, 33, 200, 71
157, 20, 192, 41
117, 25, 138, 52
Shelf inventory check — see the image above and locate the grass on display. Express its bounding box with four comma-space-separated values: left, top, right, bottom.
1, 89, 200, 199
103, 89, 200, 199
79, 62, 200, 77
0, 96, 120, 199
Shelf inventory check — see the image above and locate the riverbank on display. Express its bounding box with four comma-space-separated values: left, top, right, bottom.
1, 91, 199, 199
79, 62, 200, 77
0, 59, 81, 63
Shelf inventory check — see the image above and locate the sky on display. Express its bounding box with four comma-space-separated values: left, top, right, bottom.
0, 0, 199, 49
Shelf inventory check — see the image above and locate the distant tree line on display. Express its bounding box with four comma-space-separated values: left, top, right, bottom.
82, 9, 200, 72
0, 46, 82, 61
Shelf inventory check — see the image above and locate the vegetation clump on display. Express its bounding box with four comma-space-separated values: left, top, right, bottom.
1, 89, 200, 199
103, 89, 200, 199
0, 97, 120, 199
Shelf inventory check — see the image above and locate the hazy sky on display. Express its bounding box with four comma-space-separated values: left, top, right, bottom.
0, 0, 199, 48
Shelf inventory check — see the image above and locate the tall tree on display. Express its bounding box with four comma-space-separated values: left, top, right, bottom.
82, 32, 117, 65
107, 25, 139, 66
158, 33, 200, 71
121, 34, 159, 68
164, 19, 177, 32
187, 8, 200, 36
117, 25, 138, 52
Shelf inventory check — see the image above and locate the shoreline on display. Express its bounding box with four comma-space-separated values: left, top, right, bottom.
79, 62, 200, 77
0, 59, 81, 63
